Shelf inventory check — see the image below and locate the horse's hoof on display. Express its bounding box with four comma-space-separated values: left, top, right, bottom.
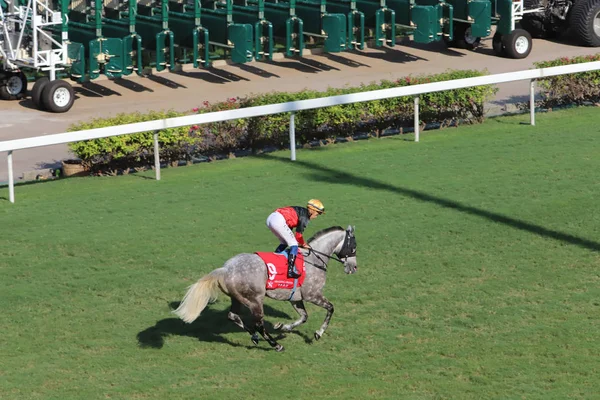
274, 322, 283, 330
251, 334, 259, 345
275, 344, 285, 352
314, 332, 321, 341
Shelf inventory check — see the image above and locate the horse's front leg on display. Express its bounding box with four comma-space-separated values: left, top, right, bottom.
274, 301, 308, 332
307, 294, 334, 341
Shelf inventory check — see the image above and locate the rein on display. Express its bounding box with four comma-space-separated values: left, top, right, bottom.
304, 230, 357, 271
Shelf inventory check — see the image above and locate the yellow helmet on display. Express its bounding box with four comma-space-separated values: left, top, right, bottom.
307, 199, 325, 214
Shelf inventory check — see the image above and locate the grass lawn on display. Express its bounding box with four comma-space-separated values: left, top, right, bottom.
1, 107, 600, 399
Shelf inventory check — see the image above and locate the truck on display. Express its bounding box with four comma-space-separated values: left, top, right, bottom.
520, 0, 600, 46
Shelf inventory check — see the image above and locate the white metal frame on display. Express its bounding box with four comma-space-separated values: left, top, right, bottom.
512, 0, 545, 30
2, 60, 600, 203
0, 0, 68, 80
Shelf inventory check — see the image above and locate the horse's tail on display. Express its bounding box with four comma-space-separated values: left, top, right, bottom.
173, 269, 224, 323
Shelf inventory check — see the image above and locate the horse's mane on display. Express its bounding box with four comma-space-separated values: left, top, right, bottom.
307, 226, 344, 244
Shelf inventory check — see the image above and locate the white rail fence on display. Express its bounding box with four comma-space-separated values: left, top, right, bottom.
2, 61, 600, 204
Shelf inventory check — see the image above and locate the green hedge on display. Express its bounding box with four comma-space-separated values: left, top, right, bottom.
68, 110, 192, 174
240, 69, 496, 146
533, 54, 600, 108
68, 69, 497, 175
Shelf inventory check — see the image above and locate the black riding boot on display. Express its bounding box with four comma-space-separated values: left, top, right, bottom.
287, 254, 301, 279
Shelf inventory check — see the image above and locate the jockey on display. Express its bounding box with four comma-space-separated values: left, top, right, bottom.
266, 199, 325, 279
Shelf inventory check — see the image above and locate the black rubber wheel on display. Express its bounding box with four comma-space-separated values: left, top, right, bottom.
41, 80, 75, 113
454, 23, 482, 50
502, 29, 533, 59
519, 0, 550, 38
519, 15, 550, 38
492, 32, 505, 57
31, 77, 50, 109
0, 71, 28, 100
569, 0, 600, 47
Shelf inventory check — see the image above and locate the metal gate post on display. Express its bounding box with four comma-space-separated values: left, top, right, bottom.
153, 132, 161, 180
414, 96, 420, 142
289, 112, 296, 161
8, 151, 15, 203
530, 79, 536, 126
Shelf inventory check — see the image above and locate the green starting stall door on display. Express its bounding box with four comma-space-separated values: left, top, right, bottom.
67, 42, 86, 83
322, 14, 347, 53
468, 0, 491, 37
375, 8, 396, 47
353, 0, 395, 47
348, 11, 365, 50
255, 21, 274, 60
442, 3, 453, 41
192, 27, 210, 68
411, 6, 437, 43
88, 38, 125, 80
285, 17, 305, 56
494, 0, 513, 35
229, 24, 254, 63
122, 34, 144, 76
155, 30, 175, 71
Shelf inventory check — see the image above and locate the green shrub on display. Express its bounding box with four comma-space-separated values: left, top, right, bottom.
68, 110, 193, 174
533, 54, 600, 108
239, 69, 497, 145
68, 69, 497, 174
192, 98, 248, 157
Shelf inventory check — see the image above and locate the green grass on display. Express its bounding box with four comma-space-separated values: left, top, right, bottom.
2, 107, 600, 399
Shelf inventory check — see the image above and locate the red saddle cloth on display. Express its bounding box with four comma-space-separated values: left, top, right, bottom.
255, 252, 306, 290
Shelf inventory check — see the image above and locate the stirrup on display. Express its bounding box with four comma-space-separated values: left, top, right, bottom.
287, 267, 301, 279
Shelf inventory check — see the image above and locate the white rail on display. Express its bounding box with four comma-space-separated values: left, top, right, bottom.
2, 61, 600, 203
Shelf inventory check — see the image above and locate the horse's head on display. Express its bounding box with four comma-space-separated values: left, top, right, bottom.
336, 225, 357, 274
307, 225, 358, 274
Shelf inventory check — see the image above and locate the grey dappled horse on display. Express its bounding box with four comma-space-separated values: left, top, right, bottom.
173, 225, 358, 352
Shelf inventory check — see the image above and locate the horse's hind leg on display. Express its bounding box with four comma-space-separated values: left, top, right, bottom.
274, 301, 308, 332
227, 298, 260, 344
248, 299, 284, 352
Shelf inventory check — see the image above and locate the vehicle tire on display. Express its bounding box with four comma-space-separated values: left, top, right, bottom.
454, 23, 482, 50
569, 0, 600, 47
31, 77, 50, 109
492, 32, 506, 56
519, 15, 550, 38
0, 71, 28, 100
520, 0, 550, 38
502, 29, 533, 59
41, 80, 75, 113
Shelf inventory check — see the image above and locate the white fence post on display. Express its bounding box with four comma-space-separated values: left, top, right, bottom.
530, 79, 536, 126
414, 96, 420, 142
153, 132, 161, 181
289, 112, 296, 161
8, 150, 15, 203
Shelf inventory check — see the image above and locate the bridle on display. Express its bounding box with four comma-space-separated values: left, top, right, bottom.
305, 229, 357, 271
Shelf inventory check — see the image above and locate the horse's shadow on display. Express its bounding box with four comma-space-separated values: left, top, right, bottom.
137, 302, 314, 350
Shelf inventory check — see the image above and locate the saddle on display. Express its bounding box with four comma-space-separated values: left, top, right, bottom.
255, 251, 306, 290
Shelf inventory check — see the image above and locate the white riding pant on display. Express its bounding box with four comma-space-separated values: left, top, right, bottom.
266, 211, 298, 247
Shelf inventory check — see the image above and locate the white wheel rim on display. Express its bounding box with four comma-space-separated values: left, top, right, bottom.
594, 12, 600, 38
53, 87, 71, 108
6, 75, 23, 95
515, 36, 529, 54
464, 27, 478, 45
